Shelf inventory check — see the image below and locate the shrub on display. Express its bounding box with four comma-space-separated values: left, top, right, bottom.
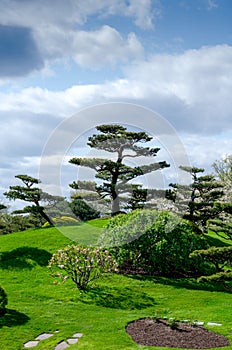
69, 198, 100, 221
190, 246, 232, 290
48, 244, 118, 290
190, 246, 232, 271
0, 286, 7, 316
99, 209, 159, 247
43, 216, 79, 227
99, 209, 208, 275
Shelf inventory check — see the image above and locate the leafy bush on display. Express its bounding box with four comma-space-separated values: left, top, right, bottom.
100, 209, 208, 275
48, 244, 118, 290
43, 216, 79, 227
190, 246, 232, 271
0, 286, 7, 316
0, 213, 35, 234
69, 198, 100, 221
190, 246, 232, 290
100, 209, 159, 247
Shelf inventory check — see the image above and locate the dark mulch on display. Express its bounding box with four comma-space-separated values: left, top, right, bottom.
126, 318, 230, 349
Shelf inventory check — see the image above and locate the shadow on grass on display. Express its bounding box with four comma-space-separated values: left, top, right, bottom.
0, 309, 30, 328
124, 274, 230, 293
78, 285, 156, 310
0, 247, 52, 269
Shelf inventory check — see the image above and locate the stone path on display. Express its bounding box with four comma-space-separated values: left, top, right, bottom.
23, 320, 222, 349
24, 331, 83, 349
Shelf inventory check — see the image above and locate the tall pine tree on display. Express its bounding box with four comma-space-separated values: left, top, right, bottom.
69, 124, 170, 215
169, 166, 226, 232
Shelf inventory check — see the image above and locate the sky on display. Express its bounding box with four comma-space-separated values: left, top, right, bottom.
0, 0, 232, 208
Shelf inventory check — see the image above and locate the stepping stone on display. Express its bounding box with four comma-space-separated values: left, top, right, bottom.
24, 341, 39, 348
54, 341, 70, 350
193, 321, 204, 326
35, 333, 54, 340
67, 338, 78, 344
207, 322, 222, 326
73, 333, 83, 338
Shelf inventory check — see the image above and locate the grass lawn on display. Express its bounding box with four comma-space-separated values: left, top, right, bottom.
0, 221, 232, 350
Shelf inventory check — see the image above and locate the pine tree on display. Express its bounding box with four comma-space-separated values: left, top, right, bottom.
169, 166, 226, 232
4, 175, 57, 225
210, 155, 232, 239
69, 124, 170, 215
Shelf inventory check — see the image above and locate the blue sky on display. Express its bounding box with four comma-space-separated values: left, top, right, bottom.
0, 0, 232, 206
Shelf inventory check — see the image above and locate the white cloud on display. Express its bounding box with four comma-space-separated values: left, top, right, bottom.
37, 24, 144, 68
0, 0, 152, 73
123, 0, 158, 29
1, 43, 232, 202
0, 0, 155, 29
1, 44, 232, 134
125, 45, 232, 104
123, 44, 232, 133
72, 26, 144, 67
181, 132, 232, 171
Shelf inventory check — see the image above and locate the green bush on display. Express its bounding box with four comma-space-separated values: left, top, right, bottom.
99, 209, 159, 247
0, 285, 7, 316
69, 198, 100, 221
43, 216, 79, 227
190, 246, 232, 290
48, 244, 118, 290
100, 210, 208, 275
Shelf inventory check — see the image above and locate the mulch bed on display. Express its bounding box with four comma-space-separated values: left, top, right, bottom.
126, 318, 230, 349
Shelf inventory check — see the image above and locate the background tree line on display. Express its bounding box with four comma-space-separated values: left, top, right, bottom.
1, 124, 231, 238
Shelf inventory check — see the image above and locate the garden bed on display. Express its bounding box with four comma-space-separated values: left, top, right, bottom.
126, 318, 230, 349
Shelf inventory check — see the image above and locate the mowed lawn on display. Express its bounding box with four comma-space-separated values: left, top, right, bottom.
0, 220, 232, 350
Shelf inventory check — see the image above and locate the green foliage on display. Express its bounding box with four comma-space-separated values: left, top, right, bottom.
43, 216, 79, 227
169, 167, 227, 232
4, 175, 55, 225
198, 272, 232, 292
99, 209, 159, 247
69, 198, 100, 221
0, 204, 6, 211
48, 244, 118, 290
190, 246, 232, 269
208, 217, 232, 240
0, 285, 7, 316
0, 213, 35, 235
190, 246, 232, 289
198, 271, 232, 284
100, 209, 208, 275
44, 198, 74, 219
69, 124, 169, 215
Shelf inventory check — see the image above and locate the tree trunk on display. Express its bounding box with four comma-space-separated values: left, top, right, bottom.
111, 194, 120, 216
34, 200, 54, 225
40, 209, 54, 226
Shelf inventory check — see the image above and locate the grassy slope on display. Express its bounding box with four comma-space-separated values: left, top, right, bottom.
0, 221, 231, 350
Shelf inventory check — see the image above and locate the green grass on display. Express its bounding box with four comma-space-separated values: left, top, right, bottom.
0, 221, 232, 349
55, 218, 109, 245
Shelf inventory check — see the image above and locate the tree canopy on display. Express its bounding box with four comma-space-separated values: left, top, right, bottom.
4, 175, 62, 226
69, 124, 170, 215
169, 166, 227, 232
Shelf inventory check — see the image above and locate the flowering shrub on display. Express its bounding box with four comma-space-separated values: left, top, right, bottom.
48, 244, 118, 290
0, 285, 7, 316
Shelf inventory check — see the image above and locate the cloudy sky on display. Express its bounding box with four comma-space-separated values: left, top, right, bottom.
0, 0, 232, 207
